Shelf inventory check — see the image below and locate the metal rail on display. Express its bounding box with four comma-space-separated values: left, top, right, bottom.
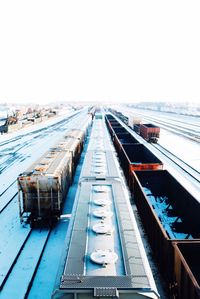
0, 112, 81, 174
142, 116, 200, 142
0, 111, 80, 147
152, 143, 200, 183
0, 229, 51, 299
118, 107, 200, 142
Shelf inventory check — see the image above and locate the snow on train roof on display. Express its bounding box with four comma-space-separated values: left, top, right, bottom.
80, 116, 119, 178
19, 131, 83, 176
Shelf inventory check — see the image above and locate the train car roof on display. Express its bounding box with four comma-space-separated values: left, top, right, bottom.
52, 178, 159, 299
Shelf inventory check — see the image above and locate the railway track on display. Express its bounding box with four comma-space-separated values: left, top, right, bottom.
0, 112, 81, 174
0, 229, 51, 299
0, 184, 18, 214
152, 143, 200, 183
0, 111, 79, 148
120, 107, 200, 142
142, 116, 200, 142
0, 111, 92, 299
0, 112, 89, 213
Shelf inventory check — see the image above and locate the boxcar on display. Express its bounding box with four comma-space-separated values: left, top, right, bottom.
173, 242, 200, 299
140, 124, 160, 143
131, 170, 200, 285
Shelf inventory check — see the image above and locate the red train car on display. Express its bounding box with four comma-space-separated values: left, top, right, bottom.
140, 124, 160, 143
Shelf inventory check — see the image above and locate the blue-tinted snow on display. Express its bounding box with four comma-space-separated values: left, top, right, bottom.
143, 187, 193, 240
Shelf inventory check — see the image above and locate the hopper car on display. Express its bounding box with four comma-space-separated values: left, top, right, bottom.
18, 116, 91, 226
105, 113, 200, 298
52, 113, 160, 299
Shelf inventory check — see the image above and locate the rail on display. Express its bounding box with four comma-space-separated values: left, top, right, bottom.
152, 143, 200, 183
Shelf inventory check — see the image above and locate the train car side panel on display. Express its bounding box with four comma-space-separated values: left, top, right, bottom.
173, 242, 200, 299
131, 170, 200, 284
140, 124, 160, 143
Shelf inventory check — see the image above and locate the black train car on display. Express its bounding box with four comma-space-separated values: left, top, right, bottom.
131, 170, 200, 295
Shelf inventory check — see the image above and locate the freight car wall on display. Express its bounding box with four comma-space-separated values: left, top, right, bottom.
105, 115, 163, 181
173, 242, 200, 299
118, 144, 163, 182
131, 170, 200, 284
105, 113, 200, 298
140, 124, 160, 143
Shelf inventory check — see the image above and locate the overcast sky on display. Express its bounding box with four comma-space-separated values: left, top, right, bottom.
0, 1, 200, 104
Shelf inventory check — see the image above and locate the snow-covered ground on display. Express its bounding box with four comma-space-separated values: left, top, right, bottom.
0, 108, 198, 299
0, 109, 90, 298
159, 128, 200, 171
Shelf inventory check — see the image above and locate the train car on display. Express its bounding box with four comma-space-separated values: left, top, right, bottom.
109, 109, 129, 125
131, 170, 200, 288
0, 118, 8, 134
134, 123, 141, 134
52, 113, 160, 299
173, 242, 200, 299
80, 115, 119, 178
18, 148, 72, 226
119, 144, 163, 181
140, 124, 160, 143
113, 132, 140, 155
18, 122, 91, 226
62, 129, 86, 171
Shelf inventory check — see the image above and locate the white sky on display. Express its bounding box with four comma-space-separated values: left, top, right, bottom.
0, 0, 200, 104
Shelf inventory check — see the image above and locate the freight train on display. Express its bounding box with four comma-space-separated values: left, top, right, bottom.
18, 114, 92, 226
110, 109, 160, 143
52, 113, 160, 299
105, 113, 200, 299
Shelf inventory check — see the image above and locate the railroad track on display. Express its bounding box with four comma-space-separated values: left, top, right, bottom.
0, 184, 18, 214
0, 111, 92, 299
0, 113, 89, 215
0, 185, 51, 294
0, 112, 81, 174
0, 228, 51, 299
120, 108, 200, 142
0, 112, 79, 148
142, 116, 200, 142
153, 143, 200, 183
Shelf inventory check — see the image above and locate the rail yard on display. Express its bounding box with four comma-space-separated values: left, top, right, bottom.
0, 106, 199, 299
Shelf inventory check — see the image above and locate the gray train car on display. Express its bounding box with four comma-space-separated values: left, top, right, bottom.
52, 113, 160, 299
52, 178, 160, 299
81, 115, 119, 178
18, 125, 90, 226
18, 148, 72, 226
